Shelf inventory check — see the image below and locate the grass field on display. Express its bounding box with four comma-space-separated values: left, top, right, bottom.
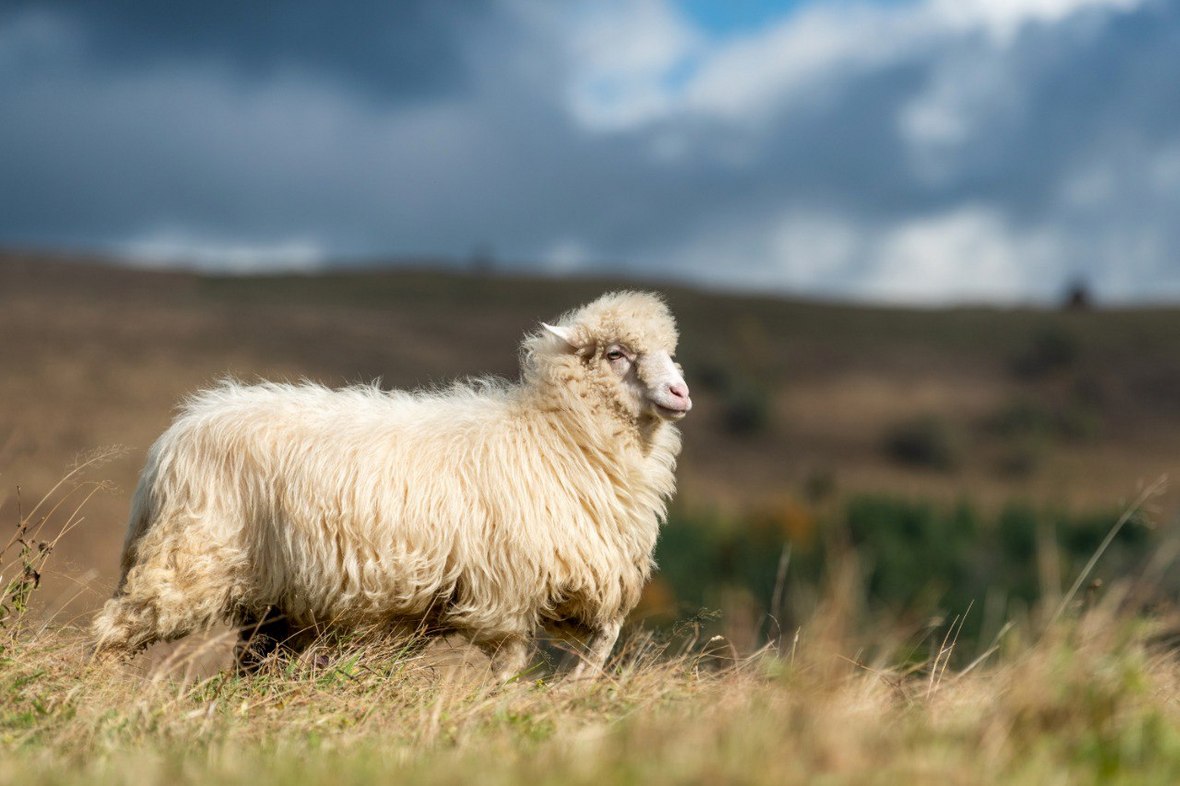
3, 476, 1179, 785
5, 252, 1180, 782
5, 608, 1180, 785
5, 253, 1180, 575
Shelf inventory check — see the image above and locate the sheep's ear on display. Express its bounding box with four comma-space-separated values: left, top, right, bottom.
541, 322, 577, 348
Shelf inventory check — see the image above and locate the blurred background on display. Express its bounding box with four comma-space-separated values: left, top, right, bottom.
2, 0, 1180, 654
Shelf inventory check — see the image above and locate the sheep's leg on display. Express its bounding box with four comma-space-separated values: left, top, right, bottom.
476, 635, 531, 683
234, 608, 300, 675
569, 620, 621, 679
90, 594, 163, 657
90, 585, 218, 657
91, 532, 239, 658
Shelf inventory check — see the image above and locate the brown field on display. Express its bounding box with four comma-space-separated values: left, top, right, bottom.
5, 251, 1180, 783
3, 250, 1180, 620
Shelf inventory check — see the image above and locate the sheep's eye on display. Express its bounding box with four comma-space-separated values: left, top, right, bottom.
606, 349, 625, 361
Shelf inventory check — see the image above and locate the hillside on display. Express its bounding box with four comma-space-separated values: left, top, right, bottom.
3, 251, 1180, 619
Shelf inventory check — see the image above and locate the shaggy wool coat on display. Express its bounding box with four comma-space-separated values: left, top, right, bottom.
92, 291, 683, 660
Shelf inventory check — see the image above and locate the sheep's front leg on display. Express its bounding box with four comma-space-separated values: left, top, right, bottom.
478, 635, 530, 683
234, 609, 305, 675
569, 620, 621, 679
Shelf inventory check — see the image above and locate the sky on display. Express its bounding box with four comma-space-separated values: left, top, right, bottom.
1, 0, 1178, 304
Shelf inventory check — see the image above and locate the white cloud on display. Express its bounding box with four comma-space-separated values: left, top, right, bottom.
897, 52, 1017, 162
770, 212, 863, 283
1060, 165, 1117, 209
560, 0, 702, 130
1151, 145, 1180, 193
560, 0, 922, 129
671, 206, 1068, 304
865, 206, 1063, 303
557, 0, 1145, 132
542, 238, 593, 273
929, 0, 1143, 44
679, 3, 926, 123
1057, 140, 1180, 214
0, 7, 84, 69
670, 210, 864, 294
120, 230, 326, 274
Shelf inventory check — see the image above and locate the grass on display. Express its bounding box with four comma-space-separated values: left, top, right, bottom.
6, 253, 1180, 780
4, 582, 1180, 784
3, 467, 1180, 784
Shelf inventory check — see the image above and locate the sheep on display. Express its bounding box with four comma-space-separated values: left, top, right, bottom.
91, 290, 692, 680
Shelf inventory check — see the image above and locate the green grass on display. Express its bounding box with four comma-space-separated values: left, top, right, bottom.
653, 487, 1166, 656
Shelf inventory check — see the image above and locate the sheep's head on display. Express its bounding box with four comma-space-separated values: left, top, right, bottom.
531, 291, 692, 423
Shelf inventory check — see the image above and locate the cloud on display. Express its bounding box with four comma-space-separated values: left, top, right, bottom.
662, 206, 1063, 303
867, 206, 1062, 303
0, 0, 481, 102
930, 0, 1144, 43
560, 0, 704, 130
0, 0, 1178, 303
122, 230, 326, 274
558, 0, 1146, 130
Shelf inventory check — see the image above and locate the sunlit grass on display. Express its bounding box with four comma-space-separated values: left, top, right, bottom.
3, 465, 1180, 784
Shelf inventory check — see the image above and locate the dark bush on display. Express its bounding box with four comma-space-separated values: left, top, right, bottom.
883, 415, 963, 471
844, 497, 983, 615
995, 440, 1044, 479
987, 398, 1101, 446
988, 400, 1057, 439
1062, 279, 1093, 311
693, 359, 773, 437
722, 384, 771, 436
694, 362, 732, 393
1011, 327, 1080, 379
802, 468, 837, 503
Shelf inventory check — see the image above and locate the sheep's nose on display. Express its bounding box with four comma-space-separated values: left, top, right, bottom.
665, 382, 692, 413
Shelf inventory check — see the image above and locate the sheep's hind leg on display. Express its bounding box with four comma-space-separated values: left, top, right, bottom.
90, 583, 219, 659
569, 620, 622, 679
90, 594, 163, 658
90, 535, 239, 659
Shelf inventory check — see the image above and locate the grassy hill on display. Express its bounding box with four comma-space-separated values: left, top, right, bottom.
5, 253, 1180, 499
4, 252, 1180, 615
5, 251, 1180, 782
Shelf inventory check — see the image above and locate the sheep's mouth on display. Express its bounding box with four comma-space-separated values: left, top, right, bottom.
652, 402, 690, 420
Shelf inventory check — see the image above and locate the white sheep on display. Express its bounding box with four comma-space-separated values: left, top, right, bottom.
91, 290, 691, 679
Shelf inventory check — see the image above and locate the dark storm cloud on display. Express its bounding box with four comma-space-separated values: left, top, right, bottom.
0, 0, 482, 101
0, 0, 1178, 300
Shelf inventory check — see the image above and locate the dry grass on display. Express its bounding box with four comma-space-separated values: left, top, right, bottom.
4, 581, 1180, 784
3, 466, 1180, 785
7, 249, 1180, 781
